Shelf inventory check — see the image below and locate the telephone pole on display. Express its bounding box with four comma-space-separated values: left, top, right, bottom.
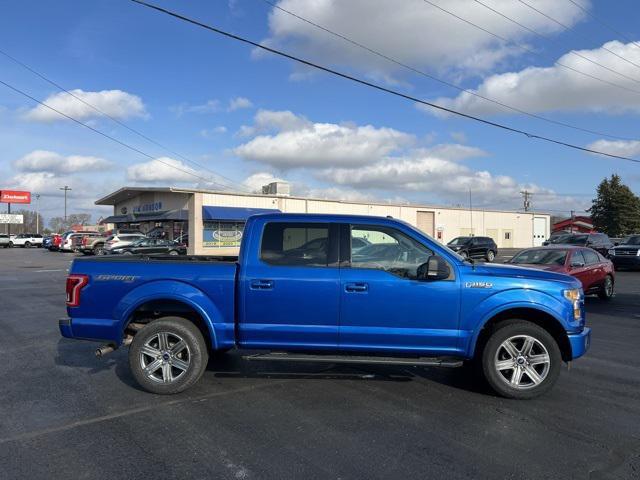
59, 186, 71, 222
469, 188, 473, 235
35, 194, 40, 234
520, 190, 532, 212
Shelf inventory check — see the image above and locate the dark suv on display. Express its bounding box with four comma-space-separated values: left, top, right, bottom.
447, 236, 498, 262
557, 233, 614, 257
607, 234, 640, 269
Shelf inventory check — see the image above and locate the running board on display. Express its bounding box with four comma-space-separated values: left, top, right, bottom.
243, 352, 463, 367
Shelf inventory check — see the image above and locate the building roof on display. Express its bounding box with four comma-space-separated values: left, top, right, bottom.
95, 186, 551, 216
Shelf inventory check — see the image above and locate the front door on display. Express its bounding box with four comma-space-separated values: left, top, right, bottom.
239, 221, 340, 349
339, 224, 461, 355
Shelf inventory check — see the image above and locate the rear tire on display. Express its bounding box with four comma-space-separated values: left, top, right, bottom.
8, 242, 12, 248
94, 244, 105, 255
24, 241, 31, 248
598, 275, 614, 300
480, 320, 561, 399
485, 250, 495, 262
168, 250, 179, 256
129, 317, 209, 395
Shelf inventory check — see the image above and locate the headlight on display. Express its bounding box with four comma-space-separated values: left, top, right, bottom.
564, 288, 583, 320
637, 250, 640, 257
608, 249, 615, 256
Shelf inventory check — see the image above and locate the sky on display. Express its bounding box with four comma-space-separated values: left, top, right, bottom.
2, 0, 640, 224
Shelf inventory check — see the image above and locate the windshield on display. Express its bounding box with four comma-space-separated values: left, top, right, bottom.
621, 235, 640, 245
510, 249, 568, 266
560, 235, 588, 245
547, 234, 571, 244
448, 237, 470, 246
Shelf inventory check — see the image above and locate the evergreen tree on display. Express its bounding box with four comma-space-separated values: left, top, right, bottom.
589, 174, 640, 236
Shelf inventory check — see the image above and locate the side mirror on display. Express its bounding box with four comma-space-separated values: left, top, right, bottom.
571, 261, 585, 268
614, 242, 620, 246
417, 255, 451, 281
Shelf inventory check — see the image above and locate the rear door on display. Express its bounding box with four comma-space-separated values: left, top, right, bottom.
239, 221, 340, 349
339, 223, 461, 354
568, 250, 590, 289
582, 248, 604, 290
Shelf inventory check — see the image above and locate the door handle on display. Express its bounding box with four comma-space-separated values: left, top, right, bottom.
250, 279, 274, 290
345, 282, 368, 293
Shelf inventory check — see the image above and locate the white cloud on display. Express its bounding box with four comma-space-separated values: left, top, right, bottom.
419, 143, 487, 161
585, 139, 640, 157
24, 89, 146, 123
171, 99, 220, 117
227, 97, 253, 111
13, 150, 112, 174
126, 157, 200, 183
423, 40, 640, 116
260, 0, 586, 79
234, 110, 413, 168
200, 126, 228, 138
242, 172, 286, 192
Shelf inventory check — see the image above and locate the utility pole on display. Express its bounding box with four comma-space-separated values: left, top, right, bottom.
59, 186, 71, 223
520, 190, 532, 212
35, 194, 40, 234
570, 210, 575, 233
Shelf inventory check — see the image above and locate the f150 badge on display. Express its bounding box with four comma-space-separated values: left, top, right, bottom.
465, 281, 493, 289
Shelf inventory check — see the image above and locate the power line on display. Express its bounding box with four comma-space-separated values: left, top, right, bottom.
130, 0, 640, 164
420, 0, 640, 94
0, 78, 242, 188
566, 0, 640, 52
518, 0, 640, 72
258, 0, 634, 141
0, 48, 250, 193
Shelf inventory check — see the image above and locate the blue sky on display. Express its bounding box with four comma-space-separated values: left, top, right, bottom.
2, 0, 640, 223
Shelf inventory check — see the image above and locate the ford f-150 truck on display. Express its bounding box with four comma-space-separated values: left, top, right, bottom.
59, 214, 591, 399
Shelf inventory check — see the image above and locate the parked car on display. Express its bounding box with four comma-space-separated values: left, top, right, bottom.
48, 233, 64, 251
607, 234, 640, 270
77, 233, 108, 255
556, 233, 614, 258
60, 231, 99, 252
10, 233, 43, 248
42, 235, 54, 249
103, 233, 146, 253
542, 232, 572, 246
508, 246, 614, 300
110, 238, 187, 256
60, 213, 591, 399
0, 234, 10, 248
446, 236, 498, 262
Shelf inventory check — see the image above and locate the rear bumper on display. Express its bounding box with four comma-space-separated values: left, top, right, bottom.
568, 327, 591, 360
59, 317, 120, 343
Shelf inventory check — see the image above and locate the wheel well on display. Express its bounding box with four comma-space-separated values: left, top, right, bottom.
126, 300, 213, 349
475, 308, 572, 362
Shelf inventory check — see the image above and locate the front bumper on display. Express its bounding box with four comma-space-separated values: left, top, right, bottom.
568, 327, 591, 360
611, 255, 640, 269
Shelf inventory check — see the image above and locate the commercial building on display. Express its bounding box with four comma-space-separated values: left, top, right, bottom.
96, 185, 551, 255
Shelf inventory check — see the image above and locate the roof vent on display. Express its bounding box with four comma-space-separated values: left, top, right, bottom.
262, 181, 290, 197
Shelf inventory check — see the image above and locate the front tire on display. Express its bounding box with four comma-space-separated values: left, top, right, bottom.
129, 317, 209, 395
598, 275, 614, 300
480, 321, 561, 399
24, 241, 31, 248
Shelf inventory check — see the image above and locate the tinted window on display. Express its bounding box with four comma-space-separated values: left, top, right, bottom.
448, 237, 470, 246
511, 249, 567, 266
564, 235, 588, 245
350, 225, 433, 280
261, 222, 329, 267
570, 250, 586, 266
622, 235, 640, 245
583, 249, 600, 265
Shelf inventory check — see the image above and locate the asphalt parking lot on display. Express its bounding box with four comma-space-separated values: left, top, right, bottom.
1, 248, 639, 479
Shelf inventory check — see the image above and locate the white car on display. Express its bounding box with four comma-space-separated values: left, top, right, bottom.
60, 232, 100, 252
10, 233, 43, 248
0, 234, 10, 248
104, 233, 146, 254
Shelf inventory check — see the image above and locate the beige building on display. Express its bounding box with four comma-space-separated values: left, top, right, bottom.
96, 185, 551, 255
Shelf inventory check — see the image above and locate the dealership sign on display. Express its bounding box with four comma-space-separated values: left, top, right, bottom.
0, 190, 31, 204
0, 214, 24, 224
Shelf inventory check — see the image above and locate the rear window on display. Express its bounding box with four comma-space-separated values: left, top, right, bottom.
583, 249, 600, 265
260, 222, 329, 267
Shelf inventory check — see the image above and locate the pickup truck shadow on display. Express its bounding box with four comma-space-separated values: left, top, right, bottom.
208, 352, 490, 395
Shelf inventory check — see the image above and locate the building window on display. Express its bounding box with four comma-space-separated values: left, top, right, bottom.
504, 232, 511, 240
203, 221, 244, 248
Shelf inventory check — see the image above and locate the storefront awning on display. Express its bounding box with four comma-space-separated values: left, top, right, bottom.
202, 206, 280, 221
101, 209, 188, 224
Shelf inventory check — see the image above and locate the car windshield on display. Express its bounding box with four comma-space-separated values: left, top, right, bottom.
621, 235, 640, 245
448, 237, 470, 246
547, 234, 571, 244
510, 249, 568, 266
560, 235, 588, 245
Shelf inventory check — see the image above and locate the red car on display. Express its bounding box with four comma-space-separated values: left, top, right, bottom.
508, 246, 614, 300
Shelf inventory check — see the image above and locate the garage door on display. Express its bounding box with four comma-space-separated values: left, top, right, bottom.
416, 211, 435, 237
533, 217, 547, 247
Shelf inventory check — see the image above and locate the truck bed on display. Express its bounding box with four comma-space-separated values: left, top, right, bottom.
75, 254, 239, 263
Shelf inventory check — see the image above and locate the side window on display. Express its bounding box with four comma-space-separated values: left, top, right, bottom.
583, 249, 600, 265
350, 225, 433, 280
261, 222, 330, 267
571, 250, 586, 266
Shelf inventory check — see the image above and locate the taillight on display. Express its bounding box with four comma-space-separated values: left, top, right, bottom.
66, 274, 89, 307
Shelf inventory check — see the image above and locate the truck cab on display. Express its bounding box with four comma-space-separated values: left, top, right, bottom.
59, 213, 591, 399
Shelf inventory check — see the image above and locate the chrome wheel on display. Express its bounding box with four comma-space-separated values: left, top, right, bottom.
494, 335, 550, 390
604, 276, 613, 296
139, 332, 191, 384
486, 250, 495, 262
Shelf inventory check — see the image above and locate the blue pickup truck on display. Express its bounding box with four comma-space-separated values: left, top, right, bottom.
60, 213, 590, 399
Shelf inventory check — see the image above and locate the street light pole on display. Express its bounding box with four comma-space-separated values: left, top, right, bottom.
35, 194, 40, 234
59, 186, 71, 223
